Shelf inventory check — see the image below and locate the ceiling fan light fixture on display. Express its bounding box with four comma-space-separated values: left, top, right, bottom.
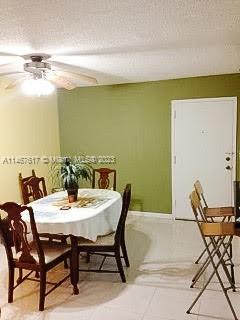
0, 53, 97, 92
21, 77, 55, 96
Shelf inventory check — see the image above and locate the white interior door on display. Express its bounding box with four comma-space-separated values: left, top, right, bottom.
172, 97, 237, 220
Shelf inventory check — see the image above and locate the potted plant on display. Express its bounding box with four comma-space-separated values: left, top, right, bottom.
61, 158, 92, 202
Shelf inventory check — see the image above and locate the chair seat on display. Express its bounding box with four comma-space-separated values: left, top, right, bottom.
235, 228, 240, 237
201, 222, 235, 236
78, 232, 115, 247
204, 206, 234, 218
14, 240, 70, 264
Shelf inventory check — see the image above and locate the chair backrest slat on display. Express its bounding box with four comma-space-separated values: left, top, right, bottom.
92, 168, 116, 191
194, 180, 208, 208
189, 190, 206, 222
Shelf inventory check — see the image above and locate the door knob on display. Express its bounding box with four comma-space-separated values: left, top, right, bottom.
225, 165, 231, 170
226, 157, 231, 161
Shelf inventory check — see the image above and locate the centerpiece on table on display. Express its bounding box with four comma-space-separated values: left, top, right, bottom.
61, 158, 92, 203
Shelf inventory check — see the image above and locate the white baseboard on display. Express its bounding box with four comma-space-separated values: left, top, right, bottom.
129, 210, 173, 220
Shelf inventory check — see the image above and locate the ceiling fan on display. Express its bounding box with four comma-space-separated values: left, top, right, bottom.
0, 54, 98, 92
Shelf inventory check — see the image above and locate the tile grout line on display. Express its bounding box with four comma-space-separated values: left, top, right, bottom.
140, 287, 157, 320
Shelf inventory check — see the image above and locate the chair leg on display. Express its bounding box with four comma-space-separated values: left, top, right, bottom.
191, 235, 234, 288
121, 239, 130, 267
62, 238, 69, 268
17, 268, 23, 284
70, 236, 79, 295
212, 238, 235, 291
64, 259, 69, 269
194, 239, 211, 264
187, 235, 238, 320
8, 266, 14, 303
229, 243, 235, 284
191, 255, 211, 288
193, 236, 235, 291
194, 247, 206, 264
39, 272, 46, 311
115, 248, 126, 283
230, 264, 235, 292
86, 252, 90, 263
191, 236, 221, 287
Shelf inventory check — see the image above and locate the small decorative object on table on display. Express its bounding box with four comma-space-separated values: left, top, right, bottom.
61, 158, 92, 203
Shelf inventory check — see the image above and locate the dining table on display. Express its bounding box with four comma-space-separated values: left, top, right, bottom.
22, 188, 122, 294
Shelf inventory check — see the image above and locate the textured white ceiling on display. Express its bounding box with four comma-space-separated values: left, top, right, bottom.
0, 0, 240, 85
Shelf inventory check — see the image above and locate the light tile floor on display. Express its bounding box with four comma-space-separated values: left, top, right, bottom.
0, 215, 240, 320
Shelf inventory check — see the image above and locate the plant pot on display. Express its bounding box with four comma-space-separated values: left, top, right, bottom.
67, 188, 78, 203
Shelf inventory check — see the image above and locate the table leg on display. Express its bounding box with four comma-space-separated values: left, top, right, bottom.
70, 235, 79, 295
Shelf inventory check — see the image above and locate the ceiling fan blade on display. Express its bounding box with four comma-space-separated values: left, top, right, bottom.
0, 81, 8, 90
50, 60, 98, 84
47, 73, 77, 90
0, 62, 18, 69
0, 77, 14, 90
4, 77, 25, 90
55, 70, 98, 85
0, 71, 25, 76
0, 52, 19, 57
0, 56, 24, 71
0, 74, 26, 90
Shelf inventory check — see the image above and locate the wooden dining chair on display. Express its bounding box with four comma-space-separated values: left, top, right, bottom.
92, 168, 116, 191
19, 170, 47, 205
20, 172, 69, 267
22, 176, 47, 202
77, 184, 131, 282
23, 176, 70, 267
0, 202, 76, 311
19, 170, 36, 204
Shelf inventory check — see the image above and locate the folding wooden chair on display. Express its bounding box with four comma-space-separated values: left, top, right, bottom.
187, 191, 237, 320
193, 180, 234, 282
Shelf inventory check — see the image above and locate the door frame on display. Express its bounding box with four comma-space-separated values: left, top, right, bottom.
171, 96, 237, 219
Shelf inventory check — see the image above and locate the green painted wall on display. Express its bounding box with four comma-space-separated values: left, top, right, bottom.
58, 74, 240, 214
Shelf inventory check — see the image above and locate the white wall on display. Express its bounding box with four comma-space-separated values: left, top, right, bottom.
0, 89, 60, 202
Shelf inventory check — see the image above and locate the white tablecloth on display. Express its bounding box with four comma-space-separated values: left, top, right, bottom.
22, 189, 122, 241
